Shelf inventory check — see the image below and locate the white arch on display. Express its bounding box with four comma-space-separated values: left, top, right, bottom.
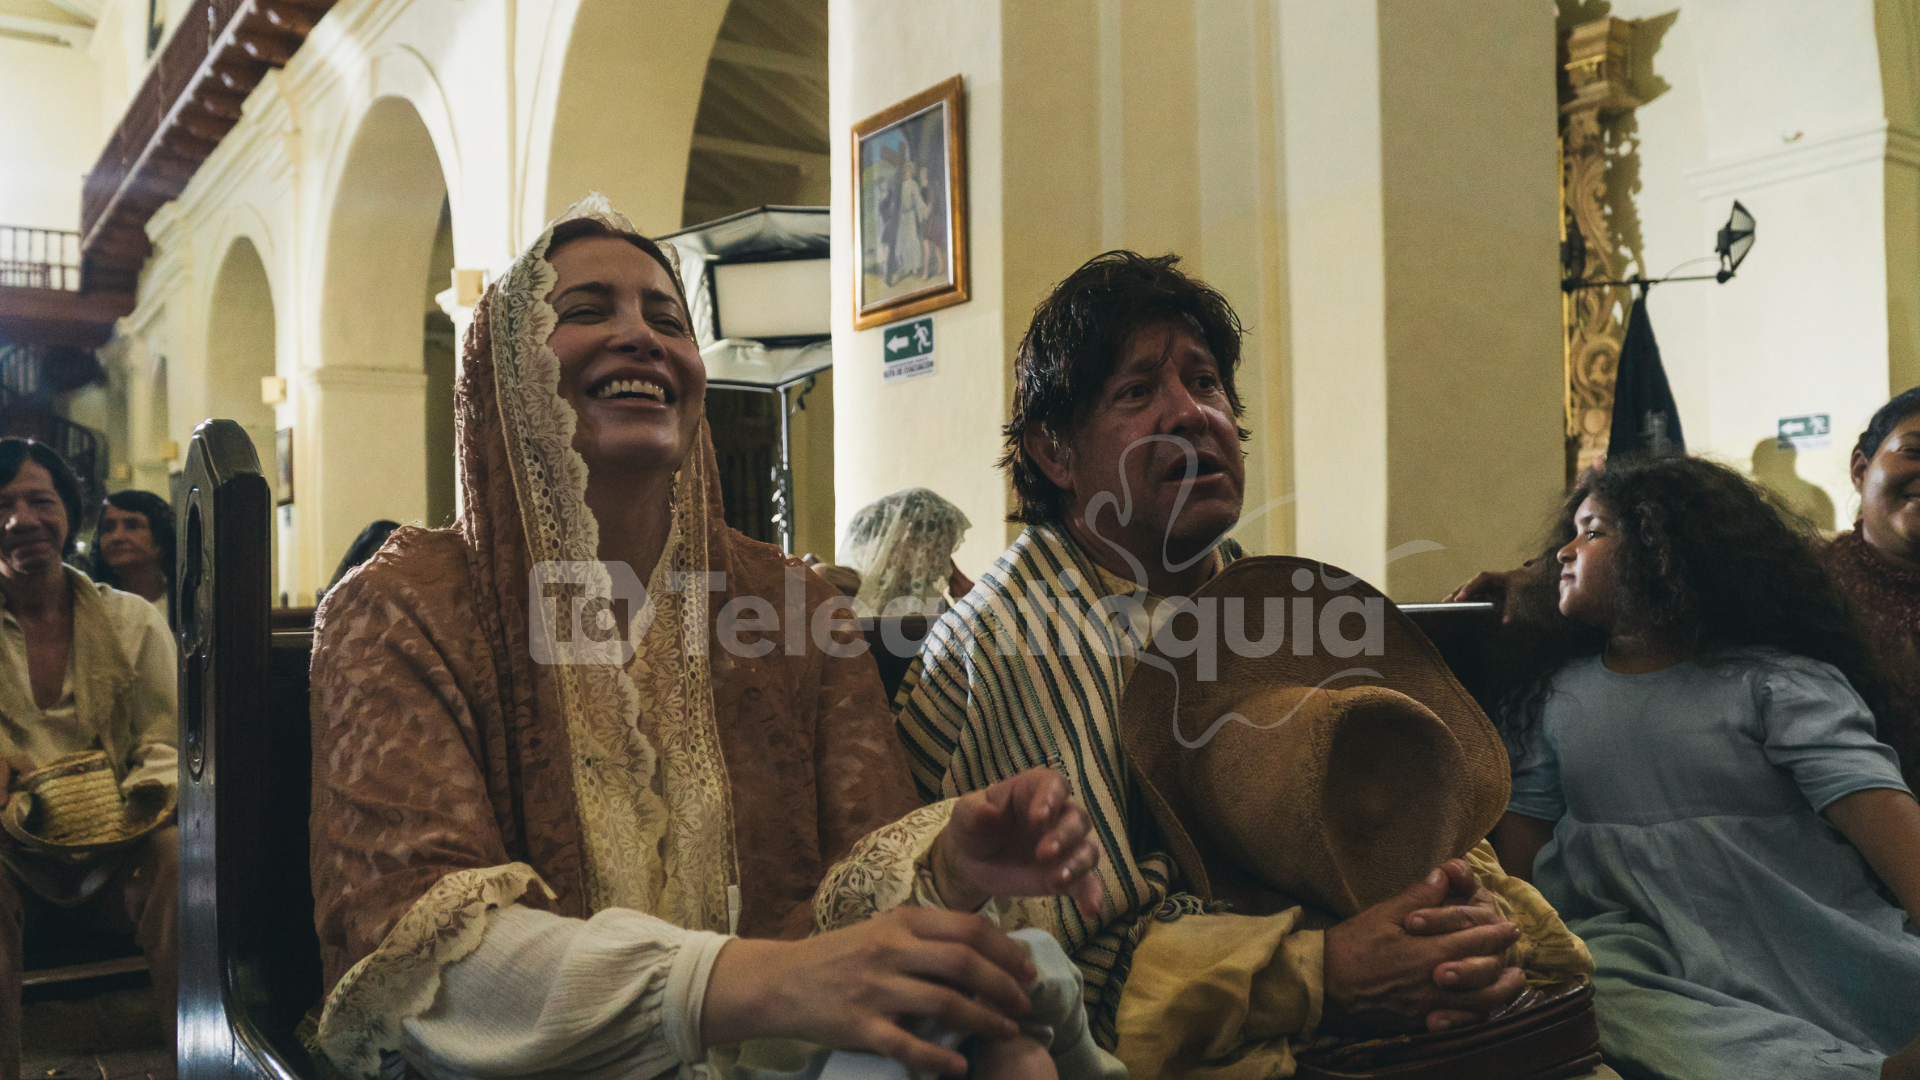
204, 236, 278, 436
310, 93, 446, 592
523, 0, 729, 238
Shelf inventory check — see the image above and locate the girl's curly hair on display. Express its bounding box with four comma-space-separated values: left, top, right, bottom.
1492, 455, 1888, 750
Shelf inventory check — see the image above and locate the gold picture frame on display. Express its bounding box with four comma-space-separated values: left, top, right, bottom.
852, 75, 969, 330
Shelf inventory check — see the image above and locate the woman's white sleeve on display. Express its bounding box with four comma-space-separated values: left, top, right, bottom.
400, 903, 731, 1080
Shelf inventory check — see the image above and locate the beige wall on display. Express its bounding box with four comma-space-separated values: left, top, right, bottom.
830, 0, 1011, 577
1375, 1, 1566, 599
0, 35, 100, 230
541, 0, 728, 231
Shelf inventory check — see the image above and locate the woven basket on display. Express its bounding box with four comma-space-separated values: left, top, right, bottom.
3, 750, 170, 855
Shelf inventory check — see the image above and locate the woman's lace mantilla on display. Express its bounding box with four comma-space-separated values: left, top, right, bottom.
488, 193, 738, 927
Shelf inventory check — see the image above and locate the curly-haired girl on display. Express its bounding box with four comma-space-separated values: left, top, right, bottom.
1488, 455, 1920, 1080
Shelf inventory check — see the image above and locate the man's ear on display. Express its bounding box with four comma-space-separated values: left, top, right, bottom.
1024, 422, 1074, 492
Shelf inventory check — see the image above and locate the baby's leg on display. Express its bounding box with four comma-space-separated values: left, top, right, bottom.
971, 1036, 1058, 1080
1007, 928, 1126, 1080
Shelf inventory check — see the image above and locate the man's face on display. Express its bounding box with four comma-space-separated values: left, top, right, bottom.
1039, 320, 1246, 577
0, 461, 70, 581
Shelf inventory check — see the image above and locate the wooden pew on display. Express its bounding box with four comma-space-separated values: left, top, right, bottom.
177, 419, 326, 1080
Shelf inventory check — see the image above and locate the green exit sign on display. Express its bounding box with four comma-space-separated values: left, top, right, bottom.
1776, 413, 1831, 450
882, 317, 935, 383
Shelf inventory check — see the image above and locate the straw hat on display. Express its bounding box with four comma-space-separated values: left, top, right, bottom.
2, 750, 175, 858
1119, 556, 1510, 920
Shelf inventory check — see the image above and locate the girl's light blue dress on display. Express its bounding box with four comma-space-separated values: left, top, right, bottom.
1508, 648, 1920, 1080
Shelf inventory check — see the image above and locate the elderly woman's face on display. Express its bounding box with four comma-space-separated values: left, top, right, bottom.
97, 503, 160, 570
1853, 412, 1920, 562
545, 237, 706, 480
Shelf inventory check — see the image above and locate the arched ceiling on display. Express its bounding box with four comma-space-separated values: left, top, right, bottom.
681, 0, 828, 227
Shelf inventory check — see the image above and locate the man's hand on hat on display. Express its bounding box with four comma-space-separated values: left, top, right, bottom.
1321, 859, 1525, 1036
932, 768, 1105, 918
1, 753, 33, 813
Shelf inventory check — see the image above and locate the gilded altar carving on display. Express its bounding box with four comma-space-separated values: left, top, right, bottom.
1560, 17, 1640, 480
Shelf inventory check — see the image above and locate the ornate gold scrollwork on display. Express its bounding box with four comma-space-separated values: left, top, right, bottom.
1560, 17, 1640, 481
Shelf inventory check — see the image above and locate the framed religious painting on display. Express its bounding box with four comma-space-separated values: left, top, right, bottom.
851, 76, 969, 330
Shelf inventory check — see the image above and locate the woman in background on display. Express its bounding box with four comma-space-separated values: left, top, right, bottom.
842, 487, 973, 617
89, 489, 174, 619
1830, 387, 1920, 791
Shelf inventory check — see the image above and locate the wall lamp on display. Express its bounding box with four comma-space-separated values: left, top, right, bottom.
1563, 200, 1754, 293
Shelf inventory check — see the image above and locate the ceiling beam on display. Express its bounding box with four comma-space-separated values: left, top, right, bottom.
691, 134, 828, 170
709, 39, 824, 82
40, 0, 101, 25
0, 13, 91, 48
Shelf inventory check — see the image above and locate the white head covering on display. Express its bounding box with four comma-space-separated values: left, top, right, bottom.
841, 487, 971, 614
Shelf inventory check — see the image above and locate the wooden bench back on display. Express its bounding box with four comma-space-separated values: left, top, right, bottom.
177, 419, 325, 1080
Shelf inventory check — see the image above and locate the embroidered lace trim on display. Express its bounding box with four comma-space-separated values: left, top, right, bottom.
314, 863, 550, 1078
628, 458, 735, 931
814, 799, 954, 930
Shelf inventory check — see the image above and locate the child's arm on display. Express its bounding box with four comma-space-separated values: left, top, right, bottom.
1823, 787, 1920, 922
1489, 812, 1556, 884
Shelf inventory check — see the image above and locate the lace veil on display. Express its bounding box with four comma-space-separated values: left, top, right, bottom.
841, 487, 971, 614
482, 192, 739, 930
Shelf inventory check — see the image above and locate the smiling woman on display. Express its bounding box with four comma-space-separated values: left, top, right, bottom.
1829, 387, 1920, 792
306, 195, 1118, 1080
542, 218, 708, 584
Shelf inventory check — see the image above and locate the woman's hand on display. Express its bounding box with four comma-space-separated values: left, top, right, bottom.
702, 907, 1037, 1075
930, 769, 1104, 917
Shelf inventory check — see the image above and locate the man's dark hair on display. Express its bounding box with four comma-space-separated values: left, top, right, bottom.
1854, 385, 1920, 461
0, 438, 85, 555
91, 488, 177, 593
999, 251, 1249, 526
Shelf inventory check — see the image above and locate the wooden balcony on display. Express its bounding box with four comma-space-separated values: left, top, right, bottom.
79, 0, 335, 293
0, 226, 134, 349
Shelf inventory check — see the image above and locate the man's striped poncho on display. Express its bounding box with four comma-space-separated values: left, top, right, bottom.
894, 522, 1232, 1046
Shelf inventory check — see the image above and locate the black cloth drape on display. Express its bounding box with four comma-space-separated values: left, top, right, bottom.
1608, 290, 1686, 459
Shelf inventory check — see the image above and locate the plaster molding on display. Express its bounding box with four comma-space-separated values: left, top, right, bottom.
182, 82, 298, 216
137, 211, 190, 315
304, 366, 428, 393
122, 295, 166, 342
1686, 120, 1898, 199
1888, 125, 1920, 172
287, 0, 415, 105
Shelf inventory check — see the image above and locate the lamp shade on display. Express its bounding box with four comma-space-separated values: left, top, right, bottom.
1715, 201, 1755, 282
701, 338, 832, 391
712, 258, 831, 340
